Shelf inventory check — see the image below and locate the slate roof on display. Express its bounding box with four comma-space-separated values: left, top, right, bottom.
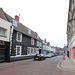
0, 8, 41, 41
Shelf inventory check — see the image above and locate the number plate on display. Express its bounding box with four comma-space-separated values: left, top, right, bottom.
35, 58, 38, 59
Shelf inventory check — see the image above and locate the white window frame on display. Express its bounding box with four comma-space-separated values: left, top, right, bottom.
27, 47, 31, 55
16, 32, 22, 42
37, 41, 39, 47
27, 47, 38, 55
31, 38, 34, 45
16, 45, 22, 56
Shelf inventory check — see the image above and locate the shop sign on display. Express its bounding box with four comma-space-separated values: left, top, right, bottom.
43, 50, 46, 51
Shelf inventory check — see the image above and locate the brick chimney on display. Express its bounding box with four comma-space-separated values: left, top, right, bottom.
15, 15, 19, 22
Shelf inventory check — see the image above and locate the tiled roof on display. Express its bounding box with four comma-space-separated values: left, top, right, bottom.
0, 8, 41, 41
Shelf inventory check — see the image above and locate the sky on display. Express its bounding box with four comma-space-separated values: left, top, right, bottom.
0, 0, 69, 48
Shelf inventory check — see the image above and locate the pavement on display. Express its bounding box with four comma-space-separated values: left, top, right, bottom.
0, 59, 33, 69
57, 56, 75, 72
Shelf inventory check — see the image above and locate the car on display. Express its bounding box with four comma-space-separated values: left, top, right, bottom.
45, 53, 52, 58
34, 54, 46, 61
54, 53, 58, 56
51, 53, 55, 57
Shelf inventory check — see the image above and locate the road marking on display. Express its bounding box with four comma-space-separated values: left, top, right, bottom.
57, 58, 62, 69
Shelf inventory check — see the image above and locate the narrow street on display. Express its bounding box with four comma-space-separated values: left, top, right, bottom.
0, 56, 75, 75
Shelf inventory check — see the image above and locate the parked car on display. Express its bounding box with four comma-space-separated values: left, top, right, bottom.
54, 53, 58, 56
45, 53, 52, 58
51, 53, 55, 57
34, 54, 46, 61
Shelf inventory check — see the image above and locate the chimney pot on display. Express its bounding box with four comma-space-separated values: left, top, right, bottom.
15, 15, 19, 22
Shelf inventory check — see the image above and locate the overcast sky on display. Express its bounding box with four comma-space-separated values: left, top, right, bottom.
0, 0, 69, 48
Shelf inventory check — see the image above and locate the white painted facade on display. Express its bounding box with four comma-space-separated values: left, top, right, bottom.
0, 18, 11, 42
50, 46, 56, 53
42, 40, 50, 55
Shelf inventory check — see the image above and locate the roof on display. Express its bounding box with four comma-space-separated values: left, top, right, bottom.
0, 8, 41, 41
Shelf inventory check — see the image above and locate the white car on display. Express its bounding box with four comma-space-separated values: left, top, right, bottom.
45, 53, 52, 58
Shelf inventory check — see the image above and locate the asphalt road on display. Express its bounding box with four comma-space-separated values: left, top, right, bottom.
0, 56, 75, 75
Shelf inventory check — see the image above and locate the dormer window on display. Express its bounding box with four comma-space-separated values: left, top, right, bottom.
16, 32, 22, 42
27, 29, 31, 34
10, 19, 17, 27
36, 34, 39, 39
3, 13, 8, 21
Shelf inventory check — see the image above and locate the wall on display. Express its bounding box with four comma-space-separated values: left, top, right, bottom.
11, 30, 39, 56
70, 34, 75, 62
0, 18, 11, 42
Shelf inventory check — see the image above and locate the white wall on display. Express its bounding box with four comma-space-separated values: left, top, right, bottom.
0, 18, 11, 42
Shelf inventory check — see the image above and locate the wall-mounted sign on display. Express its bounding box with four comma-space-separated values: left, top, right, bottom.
43, 50, 46, 51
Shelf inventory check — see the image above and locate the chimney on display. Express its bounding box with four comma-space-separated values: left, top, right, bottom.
15, 15, 19, 22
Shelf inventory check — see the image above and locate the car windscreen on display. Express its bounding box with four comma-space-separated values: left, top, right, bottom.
36, 54, 40, 56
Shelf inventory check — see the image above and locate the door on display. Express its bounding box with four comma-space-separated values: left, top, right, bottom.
0, 45, 5, 62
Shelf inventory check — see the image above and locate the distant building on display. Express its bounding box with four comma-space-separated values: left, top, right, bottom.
50, 46, 56, 53
42, 39, 50, 55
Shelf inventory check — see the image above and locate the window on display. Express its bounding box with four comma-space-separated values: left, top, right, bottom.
27, 47, 31, 55
37, 41, 39, 46
31, 48, 33, 54
3, 13, 8, 21
34, 48, 36, 54
10, 19, 17, 27
0, 27, 6, 37
16, 45, 22, 56
16, 32, 22, 42
36, 34, 39, 39
27, 47, 36, 55
40, 42, 42, 47
27, 29, 31, 34
31, 38, 34, 45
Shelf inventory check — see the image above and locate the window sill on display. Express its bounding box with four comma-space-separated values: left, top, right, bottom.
0, 35, 7, 38
17, 40, 22, 42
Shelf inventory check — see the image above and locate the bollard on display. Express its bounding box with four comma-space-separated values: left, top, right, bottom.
63, 56, 65, 60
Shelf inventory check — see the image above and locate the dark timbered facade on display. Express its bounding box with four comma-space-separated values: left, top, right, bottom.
0, 8, 43, 61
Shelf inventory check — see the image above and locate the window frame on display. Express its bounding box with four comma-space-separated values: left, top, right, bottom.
16, 45, 22, 56
31, 38, 34, 45
16, 32, 22, 42
0, 27, 7, 37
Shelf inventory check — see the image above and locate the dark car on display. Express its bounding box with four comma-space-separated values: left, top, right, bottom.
34, 54, 46, 61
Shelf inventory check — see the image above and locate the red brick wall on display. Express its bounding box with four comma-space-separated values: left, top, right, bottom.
71, 47, 75, 60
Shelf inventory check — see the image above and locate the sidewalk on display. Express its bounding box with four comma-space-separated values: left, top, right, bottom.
60, 56, 75, 71
0, 59, 33, 69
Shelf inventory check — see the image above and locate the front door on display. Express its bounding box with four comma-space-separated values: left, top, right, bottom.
0, 45, 5, 62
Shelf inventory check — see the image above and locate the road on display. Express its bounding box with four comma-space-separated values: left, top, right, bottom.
0, 56, 75, 75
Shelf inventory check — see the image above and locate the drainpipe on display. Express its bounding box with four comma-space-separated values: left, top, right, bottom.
10, 25, 14, 55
